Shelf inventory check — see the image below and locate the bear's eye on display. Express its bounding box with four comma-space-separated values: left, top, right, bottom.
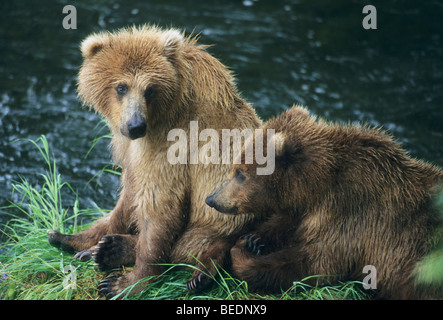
116, 84, 128, 96
144, 86, 154, 101
234, 169, 246, 184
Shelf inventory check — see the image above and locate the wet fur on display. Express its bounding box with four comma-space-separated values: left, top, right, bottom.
48, 25, 261, 297
207, 106, 443, 299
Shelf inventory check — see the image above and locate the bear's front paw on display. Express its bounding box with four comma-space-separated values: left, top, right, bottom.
92, 235, 126, 271
240, 234, 264, 256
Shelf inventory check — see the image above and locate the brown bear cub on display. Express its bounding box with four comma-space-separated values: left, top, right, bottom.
206, 106, 443, 299
47, 25, 261, 297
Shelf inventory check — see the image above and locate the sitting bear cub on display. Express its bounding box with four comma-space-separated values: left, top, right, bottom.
48, 25, 261, 298
206, 106, 443, 299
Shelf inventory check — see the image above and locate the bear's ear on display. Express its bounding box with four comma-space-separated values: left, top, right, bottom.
270, 131, 301, 163
161, 29, 185, 59
270, 132, 286, 158
81, 33, 109, 59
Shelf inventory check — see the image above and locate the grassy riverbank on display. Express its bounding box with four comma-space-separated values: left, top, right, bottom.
0, 136, 369, 300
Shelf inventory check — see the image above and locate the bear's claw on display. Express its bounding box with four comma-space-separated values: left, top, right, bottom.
73, 250, 92, 261
186, 272, 212, 293
242, 234, 264, 256
98, 274, 122, 299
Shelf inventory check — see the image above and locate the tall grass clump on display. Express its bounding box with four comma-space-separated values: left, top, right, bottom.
0, 135, 103, 299
8, 136, 80, 232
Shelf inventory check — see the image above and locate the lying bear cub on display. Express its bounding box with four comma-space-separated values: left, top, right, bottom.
206, 106, 442, 299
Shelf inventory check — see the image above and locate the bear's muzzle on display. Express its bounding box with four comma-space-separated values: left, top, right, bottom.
122, 112, 147, 140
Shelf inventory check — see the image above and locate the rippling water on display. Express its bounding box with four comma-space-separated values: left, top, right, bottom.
1, 0, 442, 227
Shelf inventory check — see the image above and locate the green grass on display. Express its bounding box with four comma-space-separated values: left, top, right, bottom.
0, 135, 371, 300
414, 189, 443, 287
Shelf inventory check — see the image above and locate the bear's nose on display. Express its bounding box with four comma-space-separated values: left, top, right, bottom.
205, 194, 216, 208
127, 113, 147, 140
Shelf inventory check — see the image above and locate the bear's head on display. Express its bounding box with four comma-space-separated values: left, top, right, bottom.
77, 25, 188, 140
205, 106, 334, 216
205, 130, 287, 215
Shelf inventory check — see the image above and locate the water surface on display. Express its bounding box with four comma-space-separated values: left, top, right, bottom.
0, 0, 442, 227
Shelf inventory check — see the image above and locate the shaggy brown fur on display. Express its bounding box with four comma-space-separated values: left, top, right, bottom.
206, 106, 443, 299
48, 25, 261, 297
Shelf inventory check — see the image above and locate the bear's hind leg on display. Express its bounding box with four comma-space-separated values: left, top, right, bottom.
48, 214, 112, 254
48, 188, 136, 259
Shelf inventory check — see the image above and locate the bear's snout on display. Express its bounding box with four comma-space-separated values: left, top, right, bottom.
125, 113, 147, 140
205, 194, 216, 208
205, 190, 238, 215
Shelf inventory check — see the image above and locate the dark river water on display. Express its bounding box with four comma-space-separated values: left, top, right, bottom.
1, 0, 442, 228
